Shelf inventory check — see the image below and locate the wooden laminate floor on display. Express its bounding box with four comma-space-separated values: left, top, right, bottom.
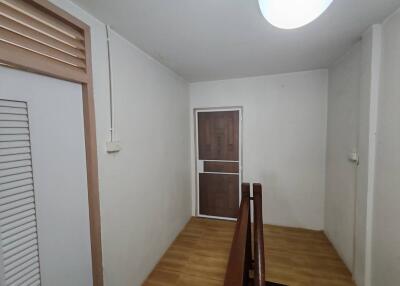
143, 217, 355, 286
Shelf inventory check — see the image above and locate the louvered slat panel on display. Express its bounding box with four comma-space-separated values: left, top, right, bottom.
1, 214, 35, 233
0, 178, 33, 192
0, 107, 27, 115
0, 100, 41, 286
3, 232, 37, 253
19, 274, 40, 286
0, 0, 88, 82
0, 198, 35, 215
0, 172, 32, 185
4, 247, 37, 272
0, 129, 30, 136
0, 190, 34, 207
0, 185, 33, 199
0, 27, 86, 68
0, 101, 26, 109
0, 2, 84, 49
0, 114, 27, 122
3, 243, 37, 265
0, 40, 88, 83
3, 0, 84, 40
0, 208, 35, 225
6, 262, 39, 284
2, 219, 36, 240
0, 160, 31, 171
0, 148, 31, 157
0, 135, 30, 143
0, 15, 86, 59
4, 233, 37, 254
5, 255, 38, 280
0, 121, 28, 128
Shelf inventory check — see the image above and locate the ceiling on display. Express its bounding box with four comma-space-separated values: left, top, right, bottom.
71, 0, 400, 82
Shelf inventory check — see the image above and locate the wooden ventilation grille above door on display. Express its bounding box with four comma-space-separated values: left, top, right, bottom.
0, 0, 88, 83
0, 99, 42, 286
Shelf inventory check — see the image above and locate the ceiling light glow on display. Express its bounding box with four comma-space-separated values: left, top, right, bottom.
259, 0, 334, 29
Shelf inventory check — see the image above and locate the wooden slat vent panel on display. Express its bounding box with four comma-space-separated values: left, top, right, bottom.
0, 0, 87, 82
0, 99, 41, 286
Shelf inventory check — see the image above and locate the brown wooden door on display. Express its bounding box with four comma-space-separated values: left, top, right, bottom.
196, 110, 241, 219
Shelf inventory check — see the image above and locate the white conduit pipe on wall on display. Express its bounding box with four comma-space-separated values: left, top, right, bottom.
105, 25, 121, 153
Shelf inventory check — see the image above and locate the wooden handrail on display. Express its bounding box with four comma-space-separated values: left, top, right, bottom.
224, 183, 276, 286
224, 183, 251, 286
253, 183, 266, 286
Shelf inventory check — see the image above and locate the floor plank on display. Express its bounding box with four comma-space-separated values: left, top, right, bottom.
143, 217, 355, 286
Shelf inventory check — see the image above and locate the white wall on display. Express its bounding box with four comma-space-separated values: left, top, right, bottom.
325, 13, 400, 286
371, 9, 400, 286
324, 30, 381, 280
50, 1, 192, 285
190, 70, 328, 230
325, 42, 361, 271
355, 25, 381, 286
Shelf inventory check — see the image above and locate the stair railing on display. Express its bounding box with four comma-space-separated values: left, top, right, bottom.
224, 183, 272, 286
224, 183, 252, 286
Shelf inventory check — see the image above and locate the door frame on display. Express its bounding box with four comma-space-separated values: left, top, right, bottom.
0, 1, 103, 285
194, 107, 243, 221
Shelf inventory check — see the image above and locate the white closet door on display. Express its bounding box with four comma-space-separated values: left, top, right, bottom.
0, 99, 41, 286
0, 66, 93, 286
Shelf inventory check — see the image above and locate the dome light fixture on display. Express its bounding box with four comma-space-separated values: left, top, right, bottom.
258, 0, 334, 30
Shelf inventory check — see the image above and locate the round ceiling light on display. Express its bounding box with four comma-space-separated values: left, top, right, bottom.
258, 0, 334, 30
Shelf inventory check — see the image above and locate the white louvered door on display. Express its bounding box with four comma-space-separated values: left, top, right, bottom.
0, 100, 41, 286
0, 66, 93, 286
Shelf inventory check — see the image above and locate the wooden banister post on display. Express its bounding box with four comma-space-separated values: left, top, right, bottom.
242, 183, 250, 199
253, 183, 265, 286
242, 183, 252, 285
224, 183, 251, 286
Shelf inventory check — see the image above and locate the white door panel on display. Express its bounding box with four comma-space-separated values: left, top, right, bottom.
0, 66, 93, 286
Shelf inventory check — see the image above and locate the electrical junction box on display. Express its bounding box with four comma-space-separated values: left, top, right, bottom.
348, 151, 359, 165
106, 141, 121, 153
